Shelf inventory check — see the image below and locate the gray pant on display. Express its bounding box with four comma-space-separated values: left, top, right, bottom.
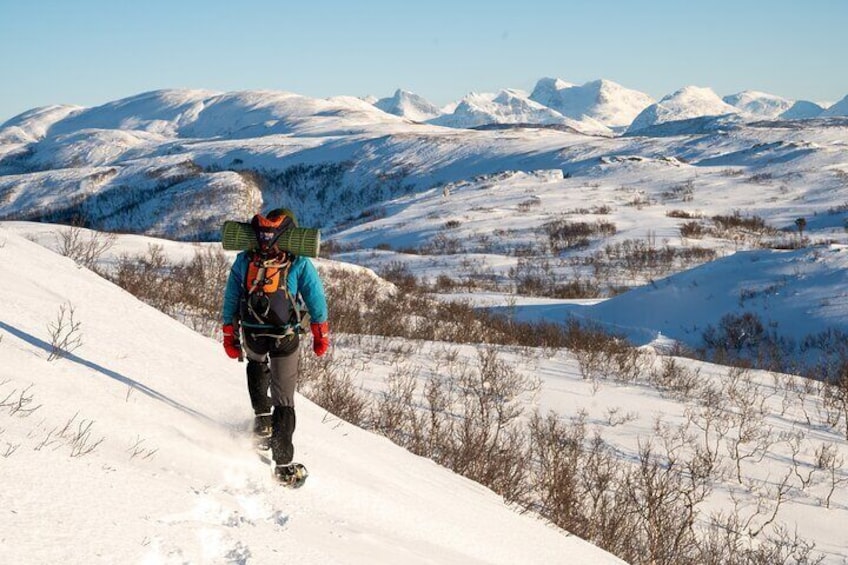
243, 333, 300, 407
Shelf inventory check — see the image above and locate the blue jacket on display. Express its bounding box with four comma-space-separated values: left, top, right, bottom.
222, 251, 328, 328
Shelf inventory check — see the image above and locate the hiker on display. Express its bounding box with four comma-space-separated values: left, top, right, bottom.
220, 208, 329, 478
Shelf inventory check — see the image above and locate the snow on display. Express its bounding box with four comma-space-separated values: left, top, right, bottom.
529, 77, 655, 130
4, 82, 848, 562
822, 94, 848, 117
374, 89, 442, 122
0, 227, 621, 564
627, 85, 741, 133
493, 245, 848, 350
427, 89, 606, 133
723, 90, 795, 119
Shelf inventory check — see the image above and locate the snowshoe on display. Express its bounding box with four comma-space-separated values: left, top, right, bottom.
273, 462, 308, 488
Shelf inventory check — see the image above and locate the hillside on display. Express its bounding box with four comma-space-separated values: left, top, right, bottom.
0, 226, 622, 564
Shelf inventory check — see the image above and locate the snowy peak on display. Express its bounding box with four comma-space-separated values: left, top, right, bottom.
374, 89, 442, 122
428, 89, 609, 134
721, 90, 825, 120
527, 77, 577, 108
723, 90, 794, 119
822, 94, 848, 117
3, 89, 408, 141
529, 77, 654, 130
627, 85, 740, 133
48, 89, 217, 137
0, 104, 86, 142
780, 100, 825, 119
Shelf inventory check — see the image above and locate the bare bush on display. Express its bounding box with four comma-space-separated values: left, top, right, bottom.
0, 383, 42, 416
679, 220, 706, 239
35, 412, 104, 457
55, 221, 116, 271
108, 245, 228, 335
648, 358, 702, 400
565, 320, 645, 383
422, 348, 536, 500
298, 349, 368, 427
127, 435, 159, 460
711, 211, 777, 238
47, 302, 83, 361
544, 218, 616, 253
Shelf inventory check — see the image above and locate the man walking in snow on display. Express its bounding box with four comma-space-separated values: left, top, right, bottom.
220, 208, 329, 485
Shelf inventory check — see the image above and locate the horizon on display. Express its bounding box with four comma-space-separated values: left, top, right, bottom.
1, 0, 847, 122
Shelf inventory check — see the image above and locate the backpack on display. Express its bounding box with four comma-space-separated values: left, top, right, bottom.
239, 213, 302, 330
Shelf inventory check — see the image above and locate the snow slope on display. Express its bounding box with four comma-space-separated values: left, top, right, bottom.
491, 245, 848, 351
0, 226, 620, 564
6, 220, 848, 562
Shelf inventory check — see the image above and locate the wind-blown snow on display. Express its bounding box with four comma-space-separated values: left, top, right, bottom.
0, 226, 621, 564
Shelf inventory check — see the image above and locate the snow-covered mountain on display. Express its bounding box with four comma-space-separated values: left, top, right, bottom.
822, 94, 848, 117
2, 85, 848, 243
723, 90, 794, 119
374, 89, 442, 122
723, 90, 825, 120
627, 86, 741, 133
4, 89, 407, 142
780, 99, 826, 119
529, 77, 655, 131
427, 89, 608, 133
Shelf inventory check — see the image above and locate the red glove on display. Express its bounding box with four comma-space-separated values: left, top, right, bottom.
222, 324, 241, 359
311, 321, 330, 357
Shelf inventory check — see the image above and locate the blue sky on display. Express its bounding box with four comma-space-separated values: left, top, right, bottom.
1, 0, 846, 121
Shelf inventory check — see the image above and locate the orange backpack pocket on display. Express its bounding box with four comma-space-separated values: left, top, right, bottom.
247, 262, 282, 293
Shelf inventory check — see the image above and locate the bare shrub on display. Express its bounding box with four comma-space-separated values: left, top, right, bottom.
108, 245, 228, 335
821, 371, 848, 440
661, 179, 695, 202
508, 257, 601, 299
422, 347, 536, 500
601, 236, 717, 280
378, 261, 418, 293
0, 383, 42, 416
666, 209, 700, 219
47, 302, 83, 361
35, 412, 105, 457
298, 349, 368, 427
127, 436, 159, 460
815, 442, 848, 508
623, 439, 704, 563
565, 320, 644, 383
370, 365, 422, 447
711, 211, 777, 238
55, 221, 116, 272
679, 220, 706, 239
648, 358, 702, 400
544, 218, 616, 253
